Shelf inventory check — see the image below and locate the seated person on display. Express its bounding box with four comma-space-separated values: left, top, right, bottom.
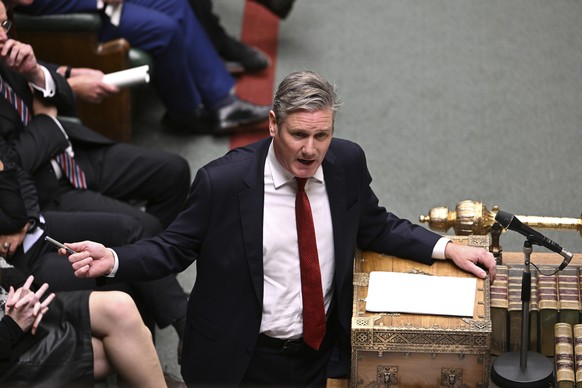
48, 64, 120, 104
0, 150, 188, 364
0, 23, 191, 234
0, 272, 167, 387
13, 0, 270, 134
0, 27, 190, 347
0, 163, 172, 386
190, 0, 270, 74
190, 0, 296, 74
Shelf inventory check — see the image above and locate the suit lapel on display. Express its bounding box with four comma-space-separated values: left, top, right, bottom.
239, 139, 271, 305
322, 144, 350, 281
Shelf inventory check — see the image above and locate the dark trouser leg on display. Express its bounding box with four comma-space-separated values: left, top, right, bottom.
241, 333, 332, 387
47, 143, 190, 234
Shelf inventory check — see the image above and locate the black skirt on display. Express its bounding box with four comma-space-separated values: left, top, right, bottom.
1, 290, 94, 387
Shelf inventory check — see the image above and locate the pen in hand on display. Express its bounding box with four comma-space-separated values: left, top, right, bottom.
45, 236, 77, 255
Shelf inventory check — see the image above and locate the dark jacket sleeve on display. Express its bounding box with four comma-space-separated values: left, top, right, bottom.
0, 316, 25, 361
0, 64, 75, 174
0, 269, 28, 363
39, 61, 58, 74
47, 66, 77, 117
0, 168, 29, 234
0, 142, 41, 232
0, 272, 47, 372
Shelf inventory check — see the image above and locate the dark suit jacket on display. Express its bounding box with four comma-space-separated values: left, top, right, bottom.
0, 65, 113, 208
112, 137, 441, 385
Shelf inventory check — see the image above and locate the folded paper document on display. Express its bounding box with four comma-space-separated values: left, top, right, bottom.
102, 65, 150, 88
365, 271, 477, 317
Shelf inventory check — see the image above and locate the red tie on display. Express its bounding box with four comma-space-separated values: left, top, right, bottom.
295, 177, 326, 350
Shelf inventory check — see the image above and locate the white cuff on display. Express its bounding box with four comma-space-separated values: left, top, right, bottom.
432, 237, 451, 260
29, 65, 56, 98
106, 248, 119, 277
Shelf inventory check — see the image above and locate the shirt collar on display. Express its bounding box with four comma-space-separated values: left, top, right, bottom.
266, 140, 324, 189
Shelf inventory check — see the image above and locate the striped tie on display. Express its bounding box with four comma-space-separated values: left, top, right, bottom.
0, 74, 31, 125
0, 73, 87, 189
54, 152, 87, 189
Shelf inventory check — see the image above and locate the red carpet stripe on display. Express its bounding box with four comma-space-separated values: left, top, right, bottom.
229, 1, 279, 150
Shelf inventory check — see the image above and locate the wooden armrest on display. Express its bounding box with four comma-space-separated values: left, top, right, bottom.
97, 39, 131, 58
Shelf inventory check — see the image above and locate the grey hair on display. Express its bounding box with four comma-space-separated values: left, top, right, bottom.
272, 71, 341, 129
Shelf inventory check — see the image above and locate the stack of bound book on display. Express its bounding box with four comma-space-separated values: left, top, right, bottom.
491, 264, 582, 357
554, 322, 582, 388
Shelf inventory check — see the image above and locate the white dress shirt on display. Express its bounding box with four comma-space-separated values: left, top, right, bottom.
259, 141, 449, 339
260, 142, 335, 339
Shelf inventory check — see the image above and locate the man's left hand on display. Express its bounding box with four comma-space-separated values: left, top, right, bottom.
445, 242, 497, 282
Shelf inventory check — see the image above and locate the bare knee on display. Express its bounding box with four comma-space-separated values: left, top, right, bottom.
90, 291, 146, 334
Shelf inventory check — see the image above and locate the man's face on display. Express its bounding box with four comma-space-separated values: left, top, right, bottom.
269, 108, 334, 178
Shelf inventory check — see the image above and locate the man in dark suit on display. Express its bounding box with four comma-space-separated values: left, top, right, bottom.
66, 71, 497, 386
0, 25, 190, 233
14, 0, 271, 134
0, 10, 189, 358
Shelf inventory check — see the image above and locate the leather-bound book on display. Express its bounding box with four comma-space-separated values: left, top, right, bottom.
555, 322, 575, 388
574, 324, 582, 388
529, 269, 539, 352
559, 268, 581, 328
508, 266, 523, 352
538, 267, 559, 356
490, 264, 509, 355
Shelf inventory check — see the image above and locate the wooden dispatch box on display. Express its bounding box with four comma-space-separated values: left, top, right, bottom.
352, 240, 492, 387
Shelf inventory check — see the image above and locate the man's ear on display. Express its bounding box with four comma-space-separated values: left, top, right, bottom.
268, 110, 277, 137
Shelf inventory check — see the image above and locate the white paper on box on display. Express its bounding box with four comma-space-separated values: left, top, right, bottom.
102, 65, 150, 88
365, 271, 477, 317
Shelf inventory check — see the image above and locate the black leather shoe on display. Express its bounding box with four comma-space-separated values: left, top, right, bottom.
213, 97, 270, 134
220, 36, 270, 73
252, 0, 295, 19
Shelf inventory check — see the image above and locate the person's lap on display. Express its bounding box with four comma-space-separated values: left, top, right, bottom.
47, 143, 186, 234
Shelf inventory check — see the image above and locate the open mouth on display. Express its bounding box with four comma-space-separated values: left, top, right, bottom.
298, 159, 315, 166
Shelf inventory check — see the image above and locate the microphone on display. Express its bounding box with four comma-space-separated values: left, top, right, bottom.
495, 210, 574, 270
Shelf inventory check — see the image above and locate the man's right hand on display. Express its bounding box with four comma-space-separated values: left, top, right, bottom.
0, 39, 44, 87
64, 241, 116, 278
62, 68, 119, 103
